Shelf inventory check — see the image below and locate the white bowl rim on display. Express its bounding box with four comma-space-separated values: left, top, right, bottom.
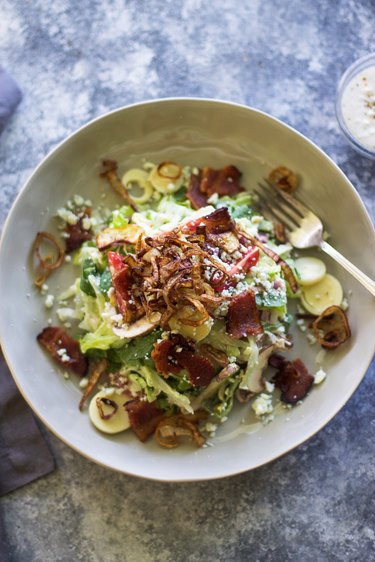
1, 97, 374, 482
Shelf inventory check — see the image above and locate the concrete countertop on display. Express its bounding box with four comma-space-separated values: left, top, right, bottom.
1, 1, 374, 560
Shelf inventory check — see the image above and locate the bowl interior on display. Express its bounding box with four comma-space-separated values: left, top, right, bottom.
1, 99, 374, 481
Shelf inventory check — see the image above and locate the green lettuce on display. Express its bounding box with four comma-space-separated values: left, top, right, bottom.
108, 205, 134, 228
80, 258, 111, 298
139, 366, 193, 413
107, 330, 162, 367
73, 279, 124, 353
217, 192, 254, 220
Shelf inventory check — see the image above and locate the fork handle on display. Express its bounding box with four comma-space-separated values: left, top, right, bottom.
320, 241, 375, 297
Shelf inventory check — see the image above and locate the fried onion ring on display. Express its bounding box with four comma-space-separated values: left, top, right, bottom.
312, 305, 351, 349
96, 397, 118, 420
155, 413, 207, 448
268, 166, 298, 193
33, 231, 65, 287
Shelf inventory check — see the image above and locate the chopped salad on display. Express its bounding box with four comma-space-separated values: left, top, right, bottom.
33, 160, 351, 448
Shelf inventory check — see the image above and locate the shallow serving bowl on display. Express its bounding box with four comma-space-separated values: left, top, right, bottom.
1, 99, 374, 481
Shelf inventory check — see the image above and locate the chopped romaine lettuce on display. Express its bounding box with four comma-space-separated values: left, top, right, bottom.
80, 258, 97, 297
217, 192, 254, 220
73, 242, 104, 268
139, 366, 193, 413
108, 205, 134, 228
204, 322, 252, 361
239, 339, 260, 390
80, 258, 112, 298
107, 330, 162, 367
73, 279, 124, 352
171, 186, 188, 202
204, 372, 241, 419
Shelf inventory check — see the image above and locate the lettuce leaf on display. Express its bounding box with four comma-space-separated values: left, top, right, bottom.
73, 279, 125, 352
217, 192, 254, 220
107, 330, 162, 367
80, 258, 112, 298
139, 366, 193, 413
108, 205, 134, 228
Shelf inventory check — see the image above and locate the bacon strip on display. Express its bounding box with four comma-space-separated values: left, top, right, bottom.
200, 165, 243, 196
226, 290, 263, 339
273, 358, 314, 404
65, 214, 93, 253
175, 349, 215, 387
200, 207, 235, 234
152, 335, 215, 387
125, 400, 165, 442
187, 173, 208, 209
187, 165, 243, 209
151, 337, 185, 376
37, 326, 88, 376
107, 251, 143, 323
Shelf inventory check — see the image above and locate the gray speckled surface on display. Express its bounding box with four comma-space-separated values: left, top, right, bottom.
1, 1, 375, 561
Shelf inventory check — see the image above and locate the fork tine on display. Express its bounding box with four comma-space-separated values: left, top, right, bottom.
253, 188, 295, 231
264, 179, 312, 216
257, 182, 301, 227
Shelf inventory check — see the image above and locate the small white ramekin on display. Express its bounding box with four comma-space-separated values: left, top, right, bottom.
336, 53, 375, 159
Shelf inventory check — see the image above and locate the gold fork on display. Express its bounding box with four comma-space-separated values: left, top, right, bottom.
254, 181, 375, 297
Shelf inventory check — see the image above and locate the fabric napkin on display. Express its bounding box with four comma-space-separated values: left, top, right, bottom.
0, 69, 54, 561
0, 69, 55, 504
0, 351, 55, 496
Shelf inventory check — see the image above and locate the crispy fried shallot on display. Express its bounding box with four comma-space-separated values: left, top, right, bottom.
312, 305, 351, 349
273, 358, 314, 404
154, 413, 207, 448
96, 397, 118, 420
79, 359, 108, 411
37, 326, 88, 377
157, 161, 182, 179
268, 166, 299, 193
107, 210, 234, 329
100, 159, 138, 211
33, 231, 65, 287
274, 222, 287, 243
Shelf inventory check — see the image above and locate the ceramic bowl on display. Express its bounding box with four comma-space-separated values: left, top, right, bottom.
1, 99, 374, 481
336, 53, 375, 159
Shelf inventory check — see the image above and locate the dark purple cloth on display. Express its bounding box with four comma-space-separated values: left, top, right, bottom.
0, 69, 53, 559
0, 67, 22, 134
0, 351, 55, 496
